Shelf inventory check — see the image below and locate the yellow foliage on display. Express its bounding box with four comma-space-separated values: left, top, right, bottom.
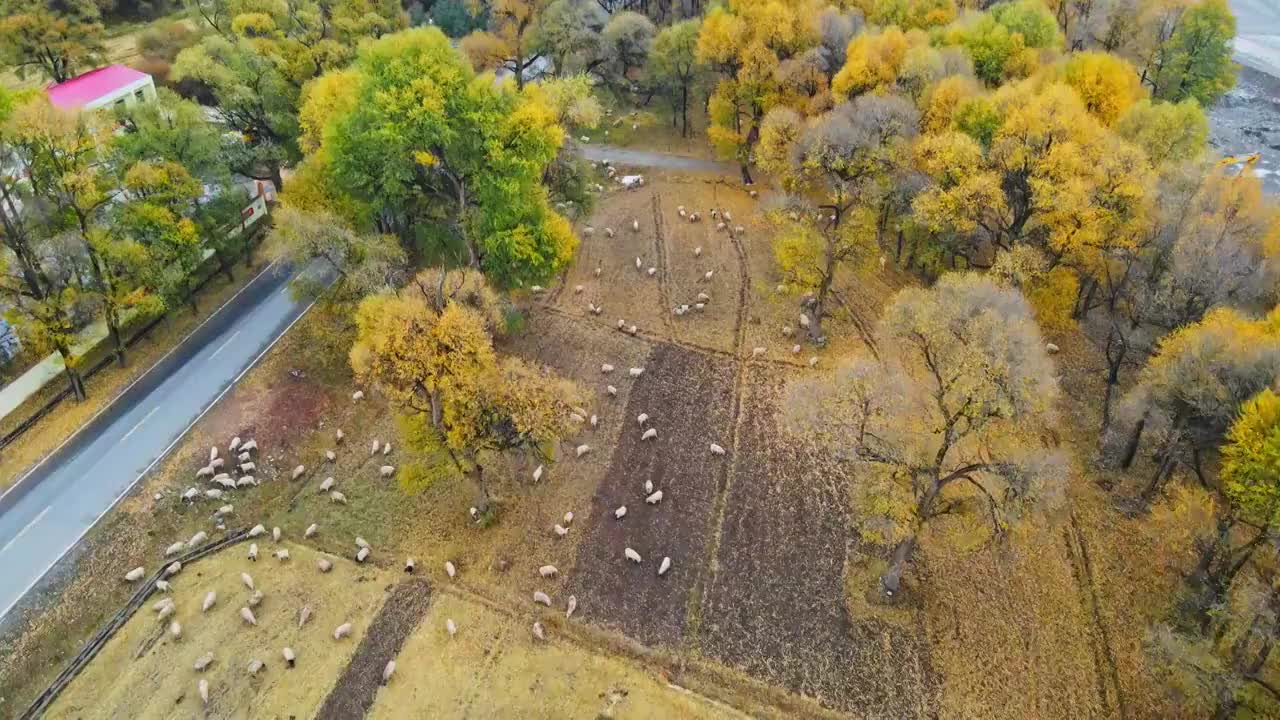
920, 74, 982, 134
1025, 265, 1079, 331
299, 69, 360, 154
831, 27, 930, 100
1060, 51, 1145, 125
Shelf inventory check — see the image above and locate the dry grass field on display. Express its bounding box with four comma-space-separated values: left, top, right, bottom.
0, 160, 1213, 720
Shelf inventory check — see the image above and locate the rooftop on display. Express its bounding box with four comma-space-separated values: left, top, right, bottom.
46, 65, 149, 109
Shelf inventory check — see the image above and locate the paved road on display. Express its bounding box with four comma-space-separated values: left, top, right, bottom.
0, 261, 319, 622
582, 144, 733, 173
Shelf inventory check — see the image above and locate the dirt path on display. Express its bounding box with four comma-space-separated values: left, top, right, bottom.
1064, 511, 1127, 720
315, 577, 433, 720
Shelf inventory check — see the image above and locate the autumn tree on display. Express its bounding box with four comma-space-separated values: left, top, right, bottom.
940, 0, 1060, 85
270, 206, 407, 304
785, 273, 1063, 601
114, 89, 231, 183
1139, 0, 1237, 106
461, 0, 550, 89
535, 0, 606, 76
1060, 50, 1145, 125
115, 161, 204, 313
1115, 98, 1208, 168
648, 19, 703, 137
350, 268, 582, 510
316, 27, 577, 287
598, 11, 655, 88
0, 0, 105, 83
768, 95, 919, 341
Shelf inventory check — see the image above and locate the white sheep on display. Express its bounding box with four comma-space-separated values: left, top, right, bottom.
405, 557, 416, 573
189, 531, 208, 546
325, 450, 335, 463
248, 590, 263, 608
214, 476, 235, 490
590, 415, 598, 428
698, 292, 711, 303
240, 462, 256, 474
282, 647, 296, 667
383, 660, 396, 683
703, 270, 714, 281
371, 439, 381, 455
210, 447, 218, 462
576, 444, 591, 458
157, 603, 176, 621
302, 607, 314, 629
195, 466, 214, 480
570, 412, 585, 423
379, 465, 396, 478
241, 572, 254, 590
194, 652, 215, 672
628, 367, 644, 378
809, 356, 819, 367
352, 390, 365, 401
635, 256, 642, 270
606, 385, 617, 396
693, 246, 702, 257
199, 679, 209, 705
792, 344, 802, 354
240, 607, 257, 625
601, 363, 614, 373
165, 541, 185, 557
645, 479, 653, 494
216, 504, 234, 517
248, 524, 266, 538
636, 413, 649, 426
247, 659, 264, 676
723, 211, 732, 222
202, 591, 217, 612
333, 623, 352, 640
319, 477, 335, 492
624, 547, 642, 563
734, 226, 745, 234
646, 490, 664, 504
554, 524, 569, 537
330, 491, 348, 504
274, 549, 290, 561
356, 547, 370, 562
210, 458, 224, 470
305, 523, 318, 538
533, 465, 544, 482
165, 561, 182, 577
615, 505, 627, 520
204, 489, 223, 500
248, 543, 258, 562
229, 436, 241, 452
182, 488, 199, 502
533, 591, 552, 606
605, 227, 615, 238
716, 222, 726, 230
564, 512, 574, 525
335, 428, 345, 444
238, 452, 251, 463
237, 476, 257, 488
383, 443, 392, 456
291, 465, 305, 480
641, 428, 657, 441
538, 565, 559, 578
153, 597, 175, 613
241, 439, 258, 453
155, 580, 172, 592
799, 313, 811, 328
574, 285, 584, 294
316, 559, 333, 573
445, 561, 457, 578
446, 619, 457, 637
659, 556, 672, 576
710, 443, 726, 456
632, 218, 640, 232
566, 595, 578, 618
170, 621, 182, 639
647, 267, 657, 277
583, 226, 595, 236
532, 622, 546, 641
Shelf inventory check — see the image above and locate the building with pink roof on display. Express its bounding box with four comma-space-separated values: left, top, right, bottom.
45, 65, 156, 112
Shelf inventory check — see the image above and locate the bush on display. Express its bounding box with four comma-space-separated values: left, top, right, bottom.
137, 21, 197, 63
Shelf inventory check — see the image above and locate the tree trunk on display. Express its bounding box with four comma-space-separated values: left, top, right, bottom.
1120, 413, 1147, 469
473, 463, 491, 513
878, 535, 917, 601
1140, 439, 1179, 503
739, 161, 753, 185
105, 310, 127, 367
680, 84, 689, 138
59, 346, 86, 402
270, 162, 285, 194
217, 250, 235, 282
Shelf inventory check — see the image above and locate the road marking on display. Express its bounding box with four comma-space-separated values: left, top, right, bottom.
0, 286, 323, 622
0, 505, 52, 556
0, 261, 279, 509
119, 406, 159, 443
207, 330, 241, 361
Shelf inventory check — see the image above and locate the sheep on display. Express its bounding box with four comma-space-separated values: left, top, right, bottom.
202, 591, 217, 612
697, 292, 711, 302
182, 488, 199, 502
352, 390, 365, 401
734, 226, 745, 234
274, 549, 290, 562
165, 561, 182, 577
198, 679, 209, 705
809, 356, 819, 367
153, 597, 175, 613
1046, 342, 1061, 354
792, 344, 802, 354
210, 447, 219, 462
539, 564, 559, 578
646, 490, 664, 504
446, 618, 458, 637
703, 270, 714, 281
210, 458, 224, 470
325, 450, 336, 463
445, 561, 457, 578
248, 589, 264, 608
709, 443, 726, 456
241, 440, 258, 453
678, 208, 687, 218
752, 346, 766, 358
170, 621, 182, 639
566, 595, 578, 619
335, 428, 344, 444
583, 226, 595, 236
165, 541, 185, 557
645, 479, 653, 494
641, 428, 658, 441
628, 367, 644, 378
319, 477, 335, 493
606, 385, 617, 396
282, 647, 296, 668
291, 465, 305, 480
781, 326, 794, 338
659, 556, 672, 576
750, 190, 759, 198
798, 313, 811, 329
241, 572, 255, 590
370, 439, 381, 455
216, 504, 234, 517
632, 218, 640, 232
229, 436, 242, 452
690, 212, 701, 222
379, 465, 396, 478
601, 363, 614, 374
628, 324, 638, 335
637, 413, 649, 425
576, 444, 591, 458
624, 547, 642, 563
240, 462, 256, 474
647, 267, 657, 277
554, 524, 569, 537
196, 466, 214, 480
194, 652, 215, 672
533, 591, 552, 607
695, 303, 706, 311
383, 660, 396, 684
248, 543, 258, 561
247, 659, 265, 676
356, 536, 370, 550
716, 222, 726, 230
405, 557, 416, 573
299, 606, 312, 628
533, 465, 544, 483
694, 246, 702, 257
203, 489, 223, 500
237, 476, 257, 488
249, 524, 266, 538
305, 523, 318, 538
635, 257, 642, 271
155, 580, 172, 593
532, 622, 546, 641
383, 443, 392, 456
574, 285, 584, 294
356, 547, 370, 562
240, 607, 257, 625
590, 415, 598, 428
238, 451, 251, 463
570, 412, 585, 424
723, 211, 732, 222
157, 603, 176, 621
333, 623, 352, 640
605, 227, 616, 238
330, 491, 348, 504
615, 505, 627, 520
316, 559, 333, 573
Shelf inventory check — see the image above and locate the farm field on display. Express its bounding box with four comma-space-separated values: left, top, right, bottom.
0, 160, 1174, 720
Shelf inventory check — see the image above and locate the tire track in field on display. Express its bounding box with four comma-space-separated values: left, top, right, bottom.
1064, 510, 1126, 720
652, 193, 674, 334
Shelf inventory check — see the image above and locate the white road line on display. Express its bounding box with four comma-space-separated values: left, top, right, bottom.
1, 505, 52, 556
0, 261, 279, 509
207, 330, 241, 361
119, 406, 159, 443
0, 291, 322, 622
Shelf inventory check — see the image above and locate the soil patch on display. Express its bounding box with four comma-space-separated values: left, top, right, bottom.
568, 342, 737, 648
699, 367, 937, 718
316, 577, 433, 720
